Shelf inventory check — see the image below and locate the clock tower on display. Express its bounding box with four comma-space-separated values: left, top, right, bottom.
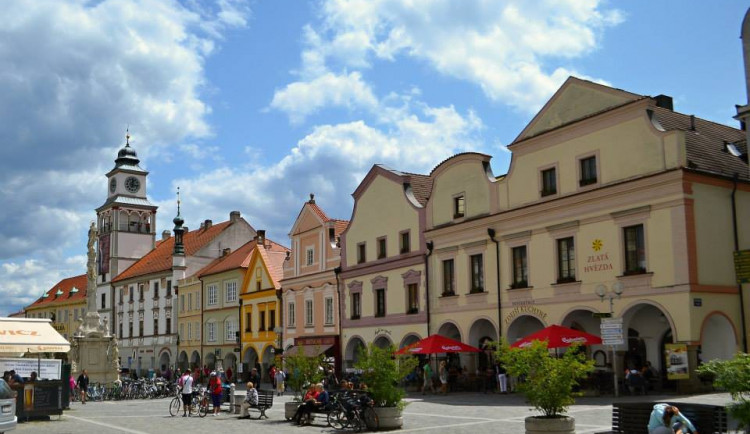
95, 134, 158, 331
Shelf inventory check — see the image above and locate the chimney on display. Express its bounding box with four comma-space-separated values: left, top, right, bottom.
257, 229, 266, 247
654, 94, 673, 111
222, 248, 231, 257
309, 193, 315, 204
690, 115, 696, 131
230, 211, 241, 222
183, 226, 188, 232
162, 230, 171, 241
204, 219, 212, 230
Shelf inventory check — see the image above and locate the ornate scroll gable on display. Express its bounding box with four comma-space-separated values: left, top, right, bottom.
401, 269, 421, 285
370, 275, 388, 290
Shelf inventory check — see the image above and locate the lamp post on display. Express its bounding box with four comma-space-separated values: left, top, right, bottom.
595, 281, 624, 397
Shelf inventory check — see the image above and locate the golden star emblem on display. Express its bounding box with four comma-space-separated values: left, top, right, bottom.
592, 239, 603, 251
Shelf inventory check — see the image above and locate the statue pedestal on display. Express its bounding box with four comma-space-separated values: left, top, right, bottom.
73, 336, 120, 384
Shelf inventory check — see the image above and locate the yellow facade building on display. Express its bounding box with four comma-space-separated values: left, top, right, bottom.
25, 275, 88, 343
176, 273, 201, 372
239, 231, 289, 384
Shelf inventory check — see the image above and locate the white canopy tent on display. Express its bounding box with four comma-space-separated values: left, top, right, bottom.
0, 318, 70, 354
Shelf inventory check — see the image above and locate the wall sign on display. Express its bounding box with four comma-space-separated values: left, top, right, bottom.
584, 239, 613, 273
504, 305, 548, 326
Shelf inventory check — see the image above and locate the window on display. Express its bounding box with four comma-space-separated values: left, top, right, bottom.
188, 293, 192, 311
624, 224, 646, 274
407, 283, 418, 314
305, 300, 313, 326
557, 237, 576, 283
351, 293, 361, 319
207, 284, 218, 306
119, 289, 123, 304
129, 286, 134, 302
357, 243, 366, 264
152, 316, 157, 335
470, 254, 484, 293
138, 284, 144, 301
454, 195, 465, 218
139, 318, 144, 337
377, 237, 387, 259
541, 168, 557, 196
324, 297, 334, 325
101, 293, 106, 309
269, 310, 276, 330
306, 248, 314, 266
400, 231, 410, 254
287, 303, 296, 327
119, 322, 123, 338
245, 312, 252, 332
166, 280, 172, 296
153, 281, 159, 298
128, 322, 133, 337
226, 281, 237, 303
259, 311, 266, 331
225, 320, 237, 341
166, 317, 171, 334
195, 321, 200, 340
180, 294, 185, 312
207, 322, 216, 342
185, 323, 189, 340
511, 246, 528, 288
375, 289, 386, 317
442, 259, 455, 296
580, 156, 597, 186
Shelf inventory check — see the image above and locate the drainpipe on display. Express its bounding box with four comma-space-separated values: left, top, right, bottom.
425, 241, 434, 336
732, 173, 747, 352
334, 266, 342, 376
487, 228, 502, 340
238, 298, 243, 378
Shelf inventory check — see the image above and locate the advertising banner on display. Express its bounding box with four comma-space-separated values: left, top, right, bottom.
665, 343, 689, 380
0, 358, 62, 379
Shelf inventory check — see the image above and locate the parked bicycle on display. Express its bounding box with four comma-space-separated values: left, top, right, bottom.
169, 385, 209, 418
327, 392, 379, 432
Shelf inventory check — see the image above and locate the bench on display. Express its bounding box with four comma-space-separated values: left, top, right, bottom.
241, 389, 274, 419
599, 402, 728, 434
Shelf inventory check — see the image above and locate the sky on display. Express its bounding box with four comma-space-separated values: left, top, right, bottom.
1, 0, 748, 316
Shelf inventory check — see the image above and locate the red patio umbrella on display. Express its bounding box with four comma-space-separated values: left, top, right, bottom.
510, 325, 602, 349
394, 334, 481, 355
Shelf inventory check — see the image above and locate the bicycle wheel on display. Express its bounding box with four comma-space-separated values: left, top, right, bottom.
351, 412, 364, 433
198, 396, 209, 418
362, 406, 379, 431
169, 397, 181, 417
327, 409, 347, 430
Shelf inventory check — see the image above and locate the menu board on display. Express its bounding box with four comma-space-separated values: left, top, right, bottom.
20, 382, 62, 416
665, 343, 689, 380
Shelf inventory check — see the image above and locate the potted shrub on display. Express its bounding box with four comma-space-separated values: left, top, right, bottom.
283, 349, 325, 420
495, 340, 594, 434
697, 353, 750, 431
355, 343, 419, 429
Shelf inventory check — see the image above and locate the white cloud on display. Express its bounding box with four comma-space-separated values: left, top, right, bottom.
280, 0, 621, 114
270, 72, 378, 124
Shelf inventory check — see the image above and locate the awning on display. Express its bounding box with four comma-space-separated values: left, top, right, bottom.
283, 344, 333, 358
0, 318, 71, 353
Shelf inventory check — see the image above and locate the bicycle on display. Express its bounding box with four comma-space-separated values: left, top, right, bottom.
169, 386, 208, 417
327, 393, 379, 432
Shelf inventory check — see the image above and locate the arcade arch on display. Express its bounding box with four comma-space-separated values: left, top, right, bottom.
344, 337, 366, 370
701, 313, 737, 361
506, 315, 545, 344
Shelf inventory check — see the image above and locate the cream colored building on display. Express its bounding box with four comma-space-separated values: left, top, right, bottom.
280, 195, 347, 373
340, 166, 432, 369
423, 77, 749, 388
176, 273, 201, 372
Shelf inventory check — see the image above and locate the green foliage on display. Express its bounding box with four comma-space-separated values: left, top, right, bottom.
354, 343, 419, 408
494, 339, 594, 417
697, 352, 750, 427
284, 348, 326, 401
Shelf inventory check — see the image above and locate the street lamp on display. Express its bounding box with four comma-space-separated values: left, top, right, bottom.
595, 281, 624, 397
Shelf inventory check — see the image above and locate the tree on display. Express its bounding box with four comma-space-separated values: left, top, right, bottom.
697, 352, 750, 428
495, 340, 594, 418
354, 343, 419, 408
284, 348, 325, 401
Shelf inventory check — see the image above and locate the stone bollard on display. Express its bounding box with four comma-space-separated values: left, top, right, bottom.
230, 384, 236, 413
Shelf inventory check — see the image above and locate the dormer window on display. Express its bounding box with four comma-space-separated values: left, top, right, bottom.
453, 195, 465, 219
377, 237, 386, 259
306, 247, 314, 266
400, 231, 410, 254
579, 156, 597, 186
357, 243, 366, 264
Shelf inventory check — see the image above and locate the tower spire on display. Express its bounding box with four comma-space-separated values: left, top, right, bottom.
173, 187, 185, 256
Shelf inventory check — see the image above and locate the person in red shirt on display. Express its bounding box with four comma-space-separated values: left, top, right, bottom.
208, 372, 223, 416
225, 366, 233, 383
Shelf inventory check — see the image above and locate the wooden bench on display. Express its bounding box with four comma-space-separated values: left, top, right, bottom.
241, 389, 274, 419
600, 402, 729, 434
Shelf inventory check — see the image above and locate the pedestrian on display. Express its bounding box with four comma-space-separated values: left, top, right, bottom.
77, 370, 89, 404
225, 366, 233, 383
238, 382, 259, 419
208, 372, 223, 416
249, 368, 261, 390
269, 365, 276, 389
274, 368, 286, 396
179, 370, 194, 417
439, 360, 448, 395
69, 374, 76, 398
495, 360, 508, 393
421, 360, 435, 395
647, 403, 698, 434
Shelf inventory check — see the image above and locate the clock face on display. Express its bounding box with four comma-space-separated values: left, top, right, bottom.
124, 176, 141, 193
109, 178, 117, 193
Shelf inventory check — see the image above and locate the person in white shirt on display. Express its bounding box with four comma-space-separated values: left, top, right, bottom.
180, 371, 194, 417
239, 382, 259, 419
274, 369, 286, 396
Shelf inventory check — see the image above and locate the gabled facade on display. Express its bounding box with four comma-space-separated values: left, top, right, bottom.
239, 231, 289, 383
424, 77, 750, 387
280, 195, 347, 374
25, 275, 88, 342
111, 212, 255, 375
340, 166, 432, 370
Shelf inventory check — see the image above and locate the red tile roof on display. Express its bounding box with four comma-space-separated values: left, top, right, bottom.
257, 245, 289, 289
27, 274, 87, 308
112, 221, 232, 283
198, 237, 288, 278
